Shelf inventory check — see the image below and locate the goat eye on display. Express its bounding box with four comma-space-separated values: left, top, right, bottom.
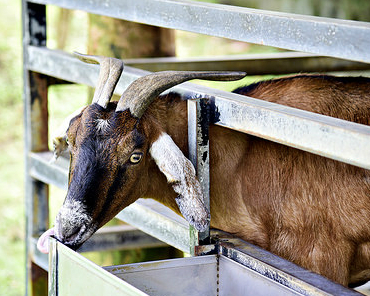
130, 153, 143, 164
65, 137, 69, 145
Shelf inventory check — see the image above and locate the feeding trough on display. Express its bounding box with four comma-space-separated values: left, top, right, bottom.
48, 232, 360, 296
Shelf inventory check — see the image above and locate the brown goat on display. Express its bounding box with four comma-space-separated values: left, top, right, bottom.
38, 54, 370, 287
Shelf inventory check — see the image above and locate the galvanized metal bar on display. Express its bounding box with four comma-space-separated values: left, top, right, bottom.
28, 47, 370, 79
28, 0, 370, 63
187, 99, 199, 254
213, 230, 361, 296
27, 47, 101, 88
187, 98, 211, 248
29, 152, 69, 190
208, 90, 370, 170
124, 52, 370, 74
177, 88, 370, 171
116, 199, 192, 254
27, 48, 370, 170
48, 239, 58, 296
78, 225, 168, 253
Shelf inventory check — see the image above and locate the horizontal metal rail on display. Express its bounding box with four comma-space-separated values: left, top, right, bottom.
29, 0, 370, 63
77, 225, 168, 253
28, 47, 370, 169
116, 200, 192, 254
29, 151, 69, 190
124, 52, 370, 74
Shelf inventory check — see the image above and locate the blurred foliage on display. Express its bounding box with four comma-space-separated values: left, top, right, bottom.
0, 0, 24, 295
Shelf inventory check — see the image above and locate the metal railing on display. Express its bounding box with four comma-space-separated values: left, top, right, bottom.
23, 0, 370, 295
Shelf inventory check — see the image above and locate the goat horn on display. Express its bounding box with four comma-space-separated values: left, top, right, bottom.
116, 71, 247, 118
74, 52, 124, 109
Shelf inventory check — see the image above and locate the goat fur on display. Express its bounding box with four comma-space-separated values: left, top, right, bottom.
51, 74, 370, 287
141, 74, 370, 286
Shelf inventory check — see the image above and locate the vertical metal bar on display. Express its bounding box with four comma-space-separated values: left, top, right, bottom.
187, 99, 198, 255
23, 1, 49, 295
188, 98, 211, 254
49, 239, 58, 296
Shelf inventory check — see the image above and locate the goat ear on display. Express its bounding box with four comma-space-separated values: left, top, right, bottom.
51, 106, 86, 162
149, 132, 210, 231
51, 136, 69, 162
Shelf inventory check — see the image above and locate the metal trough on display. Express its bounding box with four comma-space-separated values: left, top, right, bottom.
48, 234, 360, 296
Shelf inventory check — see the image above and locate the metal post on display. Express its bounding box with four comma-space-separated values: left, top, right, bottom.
23, 1, 49, 295
188, 97, 211, 253
48, 239, 58, 296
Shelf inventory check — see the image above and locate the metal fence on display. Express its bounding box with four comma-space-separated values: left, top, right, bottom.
23, 0, 370, 295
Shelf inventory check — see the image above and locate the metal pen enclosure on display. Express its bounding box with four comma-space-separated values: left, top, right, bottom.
22, 0, 370, 295
48, 235, 361, 296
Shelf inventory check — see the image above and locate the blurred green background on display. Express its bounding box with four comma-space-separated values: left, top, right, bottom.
0, 0, 24, 295
2, 1, 370, 295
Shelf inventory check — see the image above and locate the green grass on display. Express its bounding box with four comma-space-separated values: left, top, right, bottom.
0, 1, 24, 295
0, 3, 281, 295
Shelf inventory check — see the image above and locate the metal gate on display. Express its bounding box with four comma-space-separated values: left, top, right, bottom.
23, 0, 370, 295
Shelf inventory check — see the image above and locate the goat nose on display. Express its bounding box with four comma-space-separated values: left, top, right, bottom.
55, 213, 80, 242
56, 222, 80, 243
53, 199, 96, 249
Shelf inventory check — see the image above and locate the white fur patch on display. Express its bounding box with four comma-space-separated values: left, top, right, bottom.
95, 118, 111, 134
150, 133, 196, 182
149, 133, 210, 231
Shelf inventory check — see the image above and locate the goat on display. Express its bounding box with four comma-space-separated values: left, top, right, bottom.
38, 53, 370, 287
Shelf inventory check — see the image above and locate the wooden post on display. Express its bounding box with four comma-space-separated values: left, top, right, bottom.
23, 2, 49, 295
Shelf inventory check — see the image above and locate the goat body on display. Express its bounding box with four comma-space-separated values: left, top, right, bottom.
144, 75, 370, 286
38, 54, 370, 288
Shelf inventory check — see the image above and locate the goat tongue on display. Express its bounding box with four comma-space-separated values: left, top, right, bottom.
37, 228, 55, 254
